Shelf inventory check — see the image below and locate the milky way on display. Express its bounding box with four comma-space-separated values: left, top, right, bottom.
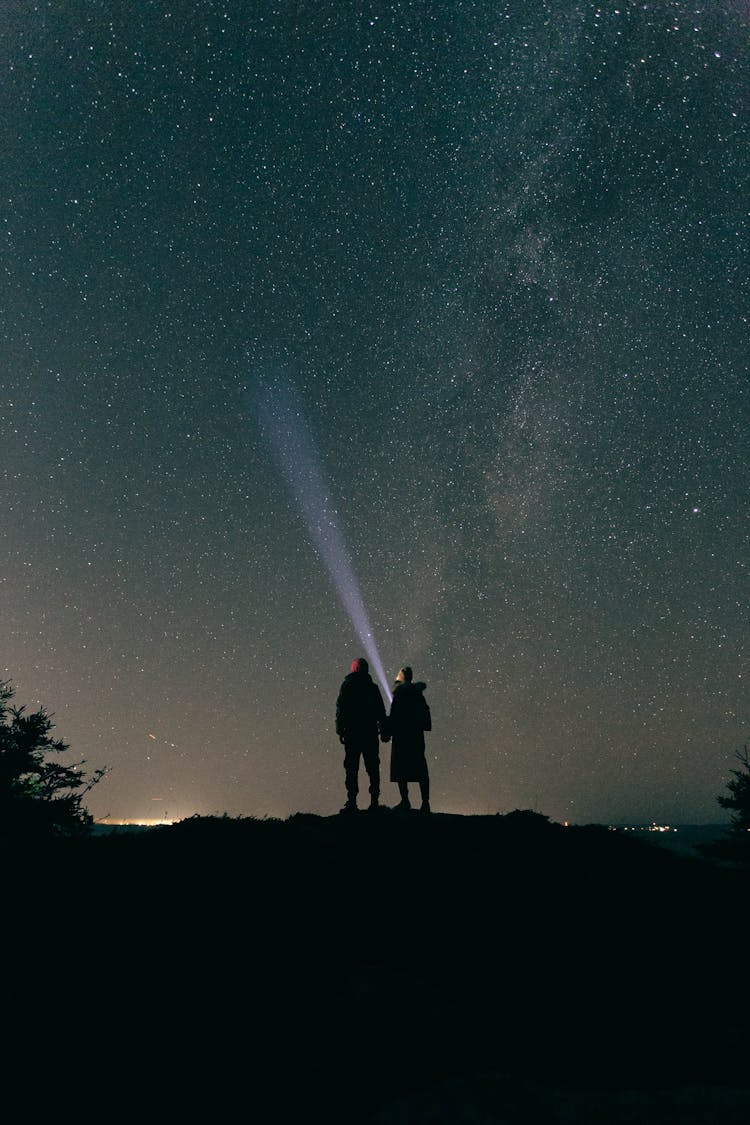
2, 2, 747, 823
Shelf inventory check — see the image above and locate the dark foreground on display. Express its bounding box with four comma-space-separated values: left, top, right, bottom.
4, 811, 750, 1124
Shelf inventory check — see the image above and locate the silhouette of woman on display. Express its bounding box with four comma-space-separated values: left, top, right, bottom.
389, 666, 432, 813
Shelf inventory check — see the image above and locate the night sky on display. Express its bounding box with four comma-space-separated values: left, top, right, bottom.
3, 1, 747, 825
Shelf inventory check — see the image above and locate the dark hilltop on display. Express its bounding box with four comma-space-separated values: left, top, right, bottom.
5, 810, 750, 1124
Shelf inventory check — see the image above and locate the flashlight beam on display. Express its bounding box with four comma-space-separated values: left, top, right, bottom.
255, 375, 392, 702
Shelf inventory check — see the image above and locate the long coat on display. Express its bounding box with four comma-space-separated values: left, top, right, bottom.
389, 681, 431, 782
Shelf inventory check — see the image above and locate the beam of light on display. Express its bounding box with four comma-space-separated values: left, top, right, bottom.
252, 372, 392, 703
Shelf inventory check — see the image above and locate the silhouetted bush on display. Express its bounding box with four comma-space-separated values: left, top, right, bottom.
718, 746, 750, 832
0, 678, 106, 836
698, 747, 750, 867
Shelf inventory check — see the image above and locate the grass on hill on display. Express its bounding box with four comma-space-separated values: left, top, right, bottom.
3, 809, 749, 1124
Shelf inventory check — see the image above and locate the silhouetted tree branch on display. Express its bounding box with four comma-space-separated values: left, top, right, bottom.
0, 679, 107, 836
717, 745, 750, 834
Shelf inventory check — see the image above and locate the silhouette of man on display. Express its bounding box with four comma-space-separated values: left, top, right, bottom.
335, 657, 389, 813
389, 666, 432, 813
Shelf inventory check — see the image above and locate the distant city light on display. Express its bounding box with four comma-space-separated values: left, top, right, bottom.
97, 818, 175, 827
619, 823, 677, 833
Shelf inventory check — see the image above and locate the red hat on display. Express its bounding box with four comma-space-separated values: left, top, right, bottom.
350, 657, 369, 673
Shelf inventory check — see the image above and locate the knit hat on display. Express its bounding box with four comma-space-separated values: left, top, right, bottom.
351, 657, 369, 674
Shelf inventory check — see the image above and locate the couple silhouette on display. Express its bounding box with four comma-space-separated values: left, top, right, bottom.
335, 657, 432, 814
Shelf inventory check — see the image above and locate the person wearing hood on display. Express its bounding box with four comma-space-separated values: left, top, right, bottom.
335, 657, 390, 814
389, 666, 432, 813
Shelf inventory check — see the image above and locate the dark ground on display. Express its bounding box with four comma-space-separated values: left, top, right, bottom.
4, 810, 749, 1123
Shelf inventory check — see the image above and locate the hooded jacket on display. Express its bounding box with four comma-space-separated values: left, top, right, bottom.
335, 670, 389, 743
388, 680, 431, 782
389, 680, 431, 740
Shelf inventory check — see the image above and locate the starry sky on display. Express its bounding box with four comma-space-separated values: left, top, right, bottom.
3, 1, 747, 825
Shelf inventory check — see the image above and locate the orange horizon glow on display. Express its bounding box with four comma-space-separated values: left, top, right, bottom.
96, 817, 176, 827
